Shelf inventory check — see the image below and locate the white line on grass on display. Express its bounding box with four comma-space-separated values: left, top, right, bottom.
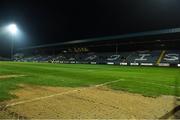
0, 75, 26, 79
94, 79, 125, 87
4, 79, 125, 108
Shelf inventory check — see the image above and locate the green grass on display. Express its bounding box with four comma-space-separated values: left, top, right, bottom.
0, 61, 179, 101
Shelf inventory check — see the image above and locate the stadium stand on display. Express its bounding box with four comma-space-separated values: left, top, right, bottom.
13, 28, 180, 67
126, 51, 161, 66
158, 50, 180, 67
161, 50, 180, 64
15, 50, 180, 67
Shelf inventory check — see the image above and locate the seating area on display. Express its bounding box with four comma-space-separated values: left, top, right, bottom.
125, 51, 161, 66
161, 50, 180, 64
14, 50, 180, 67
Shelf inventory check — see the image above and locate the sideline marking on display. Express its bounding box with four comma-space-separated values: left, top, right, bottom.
0, 75, 26, 79
4, 79, 124, 108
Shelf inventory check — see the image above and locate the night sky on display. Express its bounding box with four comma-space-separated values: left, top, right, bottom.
0, 0, 180, 56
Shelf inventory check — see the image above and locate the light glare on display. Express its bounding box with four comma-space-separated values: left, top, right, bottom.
8, 24, 17, 34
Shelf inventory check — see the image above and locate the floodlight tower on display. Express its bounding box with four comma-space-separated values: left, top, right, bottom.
7, 24, 18, 60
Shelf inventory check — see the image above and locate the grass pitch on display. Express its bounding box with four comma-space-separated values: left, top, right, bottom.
0, 61, 179, 101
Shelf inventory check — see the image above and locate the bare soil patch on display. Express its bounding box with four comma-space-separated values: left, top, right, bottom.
0, 84, 177, 119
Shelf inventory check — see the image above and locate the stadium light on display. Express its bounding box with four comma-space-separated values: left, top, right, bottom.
6, 23, 18, 60
7, 24, 17, 35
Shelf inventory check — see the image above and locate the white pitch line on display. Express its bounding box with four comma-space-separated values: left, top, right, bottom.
0, 75, 26, 79
94, 79, 125, 87
5, 89, 81, 107
5, 79, 124, 108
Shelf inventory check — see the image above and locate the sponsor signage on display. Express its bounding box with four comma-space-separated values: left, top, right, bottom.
70, 61, 76, 64
130, 63, 139, 66
140, 63, 153, 66
59, 61, 64, 63
91, 62, 97, 64
158, 63, 170, 67
178, 64, 180, 67
120, 63, 128, 66
107, 62, 114, 65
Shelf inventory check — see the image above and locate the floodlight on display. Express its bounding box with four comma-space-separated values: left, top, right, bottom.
7, 24, 17, 34
5, 23, 19, 60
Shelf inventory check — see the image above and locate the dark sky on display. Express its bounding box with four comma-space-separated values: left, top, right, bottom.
0, 0, 180, 56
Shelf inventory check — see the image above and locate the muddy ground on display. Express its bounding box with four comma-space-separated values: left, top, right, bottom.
0, 84, 179, 119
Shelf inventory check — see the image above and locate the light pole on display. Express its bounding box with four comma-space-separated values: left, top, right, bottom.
7, 24, 17, 60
